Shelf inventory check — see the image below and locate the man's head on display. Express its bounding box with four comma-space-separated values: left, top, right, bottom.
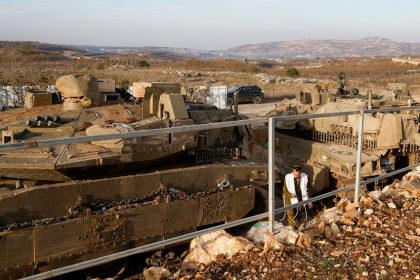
292, 165, 301, 178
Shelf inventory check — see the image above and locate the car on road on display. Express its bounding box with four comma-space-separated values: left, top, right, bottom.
227, 85, 264, 105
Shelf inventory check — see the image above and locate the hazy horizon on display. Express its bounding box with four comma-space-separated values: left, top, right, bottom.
1, 0, 420, 50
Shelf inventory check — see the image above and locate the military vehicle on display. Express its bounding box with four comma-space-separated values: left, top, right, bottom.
0, 75, 272, 278
0, 161, 268, 278
245, 81, 419, 192
0, 75, 245, 186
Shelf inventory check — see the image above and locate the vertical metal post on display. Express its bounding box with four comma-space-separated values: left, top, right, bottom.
268, 118, 276, 233
354, 109, 365, 203
233, 91, 238, 116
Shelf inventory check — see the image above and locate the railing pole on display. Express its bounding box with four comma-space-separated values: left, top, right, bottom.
354, 109, 365, 203
268, 117, 276, 233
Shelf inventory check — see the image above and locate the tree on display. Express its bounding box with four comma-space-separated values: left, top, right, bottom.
286, 67, 300, 78
117, 79, 130, 90
38, 73, 51, 90
136, 60, 150, 68
19, 43, 35, 55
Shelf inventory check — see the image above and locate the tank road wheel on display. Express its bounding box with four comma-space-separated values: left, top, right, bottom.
253, 95, 262, 104
227, 97, 234, 106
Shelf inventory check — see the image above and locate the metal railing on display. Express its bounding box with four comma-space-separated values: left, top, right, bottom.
8, 105, 419, 280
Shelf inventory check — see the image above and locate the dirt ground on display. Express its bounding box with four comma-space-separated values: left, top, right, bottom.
188, 191, 420, 280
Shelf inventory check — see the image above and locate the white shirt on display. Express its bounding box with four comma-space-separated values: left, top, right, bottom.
285, 173, 309, 205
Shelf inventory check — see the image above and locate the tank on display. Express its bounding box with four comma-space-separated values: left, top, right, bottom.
0, 83, 245, 185
245, 84, 419, 192
0, 75, 271, 278
0, 161, 268, 278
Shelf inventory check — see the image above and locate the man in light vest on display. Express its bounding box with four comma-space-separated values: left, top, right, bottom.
283, 165, 312, 228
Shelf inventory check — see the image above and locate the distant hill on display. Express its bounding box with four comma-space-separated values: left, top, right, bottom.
224, 37, 420, 59
2, 37, 420, 60
80, 37, 420, 59
0, 41, 83, 54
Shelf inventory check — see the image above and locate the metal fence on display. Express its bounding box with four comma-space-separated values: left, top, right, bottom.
5, 105, 418, 280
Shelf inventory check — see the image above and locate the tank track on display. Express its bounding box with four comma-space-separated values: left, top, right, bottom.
0, 185, 240, 232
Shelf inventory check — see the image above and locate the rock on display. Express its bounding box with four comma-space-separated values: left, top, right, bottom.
330, 223, 340, 235
345, 202, 359, 212
320, 207, 340, 224
382, 189, 398, 198
405, 234, 420, 241
343, 207, 358, 219
412, 189, 420, 199
386, 240, 395, 246
247, 221, 284, 244
183, 230, 251, 266
387, 202, 397, 209
364, 209, 374, 216
374, 232, 383, 238
337, 198, 350, 211
340, 216, 355, 225
143, 267, 171, 280
400, 191, 412, 198
382, 185, 391, 193
299, 218, 318, 231
316, 221, 325, 235
354, 227, 362, 233
263, 234, 283, 253
296, 233, 312, 249
363, 197, 374, 208
402, 179, 420, 191
380, 270, 387, 276
330, 250, 344, 257
324, 226, 333, 239
275, 226, 299, 245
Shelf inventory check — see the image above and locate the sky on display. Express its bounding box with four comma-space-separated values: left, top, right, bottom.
0, 0, 419, 50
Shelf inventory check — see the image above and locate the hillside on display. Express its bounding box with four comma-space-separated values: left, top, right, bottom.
3, 38, 420, 61
225, 37, 420, 59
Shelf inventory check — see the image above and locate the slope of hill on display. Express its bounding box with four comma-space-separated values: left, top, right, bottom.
2, 37, 420, 61
0, 41, 83, 55
225, 37, 420, 59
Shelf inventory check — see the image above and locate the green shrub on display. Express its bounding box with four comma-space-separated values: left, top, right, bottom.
286, 67, 300, 78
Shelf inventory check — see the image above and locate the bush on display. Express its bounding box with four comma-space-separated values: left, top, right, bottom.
94, 61, 105, 70
118, 79, 130, 90
136, 60, 150, 68
19, 43, 35, 55
38, 73, 51, 89
286, 67, 300, 78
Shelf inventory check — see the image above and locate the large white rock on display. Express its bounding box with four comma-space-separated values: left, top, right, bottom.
247, 221, 285, 244
247, 221, 299, 246
183, 230, 251, 266
275, 226, 299, 245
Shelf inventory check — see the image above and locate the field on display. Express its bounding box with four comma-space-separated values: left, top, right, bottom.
1, 42, 420, 101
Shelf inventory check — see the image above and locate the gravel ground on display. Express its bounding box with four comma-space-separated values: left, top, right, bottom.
186, 190, 420, 280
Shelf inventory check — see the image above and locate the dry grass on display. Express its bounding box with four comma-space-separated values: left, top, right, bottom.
1, 46, 420, 100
